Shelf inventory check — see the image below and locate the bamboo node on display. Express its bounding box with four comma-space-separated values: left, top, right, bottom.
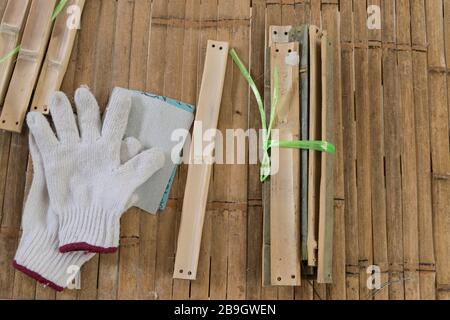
0, 23, 20, 35
18, 49, 39, 61
47, 58, 64, 67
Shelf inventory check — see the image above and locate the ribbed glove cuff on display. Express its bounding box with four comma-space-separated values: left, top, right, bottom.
58, 205, 121, 253
13, 228, 92, 292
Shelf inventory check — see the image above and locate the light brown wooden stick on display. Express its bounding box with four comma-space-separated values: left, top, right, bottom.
307, 25, 322, 267
31, 0, 85, 114
0, 0, 56, 133
270, 42, 301, 286
262, 25, 292, 288
317, 33, 334, 284
173, 40, 229, 280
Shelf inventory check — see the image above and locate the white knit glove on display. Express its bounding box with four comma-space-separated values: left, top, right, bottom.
13, 135, 143, 291
27, 87, 165, 254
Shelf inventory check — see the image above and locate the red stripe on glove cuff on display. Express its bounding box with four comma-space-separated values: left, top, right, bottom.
59, 242, 118, 254
12, 260, 64, 292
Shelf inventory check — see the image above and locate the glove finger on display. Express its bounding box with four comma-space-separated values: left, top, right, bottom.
50, 92, 80, 143
21, 136, 49, 231
115, 148, 165, 191
27, 112, 58, 154
74, 87, 101, 141
120, 137, 142, 163
101, 88, 131, 142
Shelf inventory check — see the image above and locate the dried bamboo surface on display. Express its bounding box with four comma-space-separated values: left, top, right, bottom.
0, 0, 448, 300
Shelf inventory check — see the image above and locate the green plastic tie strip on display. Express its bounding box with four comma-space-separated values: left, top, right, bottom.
0, 45, 20, 64
51, 0, 68, 21
0, 0, 68, 64
229, 48, 335, 182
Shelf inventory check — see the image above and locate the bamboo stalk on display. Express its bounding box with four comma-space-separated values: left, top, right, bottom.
0, 0, 30, 105
31, 0, 85, 114
0, 0, 56, 133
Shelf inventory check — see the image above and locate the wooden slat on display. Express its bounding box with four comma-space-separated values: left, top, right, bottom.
266, 31, 292, 289
0, 0, 56, 132
0, 0, 30, 104
412, 49, 436, 300
269, 42, 301, 286
368, 38, 389, 302
397, 0, 420, 300
307, 25, 321, 267
293, 0, 313, 301
31, 0, 85, 114
317, 33, 333, 284
382, 0, 405, 300
287, 25, 309, 267
263, 3, 295, 301
411, 0, 436, 301
339, 0, 359, 300
321, 1, 346, 299
173, 40, 229, 281
353, 0, 372, 299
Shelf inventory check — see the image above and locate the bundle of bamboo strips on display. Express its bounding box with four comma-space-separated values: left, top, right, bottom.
0, 0, 84, 132
263, 24, 335, 286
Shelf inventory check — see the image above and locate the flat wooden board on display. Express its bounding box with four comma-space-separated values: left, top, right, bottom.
307, 25, 322, 267
317, 33, 334, 284
288, 25, 310, 265
173, 40, 229, 280
269, 42, 301, 286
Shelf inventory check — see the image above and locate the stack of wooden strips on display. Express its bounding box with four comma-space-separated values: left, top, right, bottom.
0, 0, 85, 133
263, 24, 334, 286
